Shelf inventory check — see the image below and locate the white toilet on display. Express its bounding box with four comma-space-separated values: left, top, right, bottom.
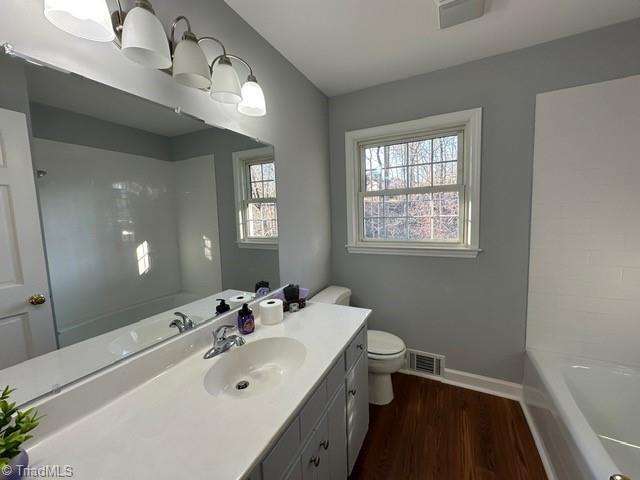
310, 286, 407, 406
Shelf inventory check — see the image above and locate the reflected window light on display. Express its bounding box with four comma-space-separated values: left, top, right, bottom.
121, 230, 135, 242
203, 235, 213, 261
136, 240, 151, 275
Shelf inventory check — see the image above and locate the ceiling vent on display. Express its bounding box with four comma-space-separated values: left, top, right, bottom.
405, 349, 445, 377
435, 0, 486, 29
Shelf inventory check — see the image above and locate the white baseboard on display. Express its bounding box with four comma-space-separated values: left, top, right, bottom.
520, 399, 559, 480
399, 367, 523, 400
442, 368, 523, 401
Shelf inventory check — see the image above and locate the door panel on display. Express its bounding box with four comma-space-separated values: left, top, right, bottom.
0, 108, 56, 369
0, 186, 23, 286
0, 313, 30, 368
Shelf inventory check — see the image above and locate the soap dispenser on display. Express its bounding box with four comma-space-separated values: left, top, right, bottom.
237, 303, 255, 335
216, 299, 230, 315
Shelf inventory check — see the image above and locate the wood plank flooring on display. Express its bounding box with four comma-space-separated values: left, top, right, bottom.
350, 373, 547, 480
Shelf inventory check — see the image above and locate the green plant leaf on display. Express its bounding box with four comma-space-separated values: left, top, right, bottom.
0, 386, 40, 462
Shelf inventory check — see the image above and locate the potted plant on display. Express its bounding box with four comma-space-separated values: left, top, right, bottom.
0, 387, 41, 480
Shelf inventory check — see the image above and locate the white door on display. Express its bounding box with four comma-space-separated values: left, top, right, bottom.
0, 108, 56, 369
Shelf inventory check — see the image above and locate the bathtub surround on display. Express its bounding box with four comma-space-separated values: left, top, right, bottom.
171, 129, 280, 290
329, 18, 640, 383
527, 74, 640, 368
28, 98, 278, 293
33, 139, 185, 346
0, 0, 331, 295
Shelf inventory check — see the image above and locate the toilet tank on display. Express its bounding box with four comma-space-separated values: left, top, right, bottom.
310, 286, 352, 306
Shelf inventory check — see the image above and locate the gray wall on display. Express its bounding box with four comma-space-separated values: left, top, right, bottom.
30, 103, 172, 160
172, 129, 280, 291
0, 56, 30, 120
329, 18, 640, 382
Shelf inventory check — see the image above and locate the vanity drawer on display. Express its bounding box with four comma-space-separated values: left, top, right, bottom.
262, 417, 301, 480
299, 380, 327, 442
326, 358, 345, 398
345, 327, 366, 373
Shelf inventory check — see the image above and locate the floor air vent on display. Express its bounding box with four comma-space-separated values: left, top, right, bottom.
406, 349, 445, 377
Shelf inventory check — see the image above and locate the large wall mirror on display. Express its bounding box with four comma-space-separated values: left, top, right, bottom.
0, 54, 279, 405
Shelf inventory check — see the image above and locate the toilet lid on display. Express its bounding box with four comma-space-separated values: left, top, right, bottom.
367, 330, 406, 355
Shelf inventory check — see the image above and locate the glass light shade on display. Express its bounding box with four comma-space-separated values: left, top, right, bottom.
172, 39, 211, 89
210, 60, 242, 104
44, 0, 115, 42
237, 80, 267, 117
121, 6, 172, 69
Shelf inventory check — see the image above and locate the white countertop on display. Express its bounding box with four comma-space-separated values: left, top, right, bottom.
27, 302, 370, 480
0, 289, 250, 407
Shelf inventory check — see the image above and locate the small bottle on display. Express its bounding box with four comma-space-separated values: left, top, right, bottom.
237, 303, 255, 335
216, 299, 230, 315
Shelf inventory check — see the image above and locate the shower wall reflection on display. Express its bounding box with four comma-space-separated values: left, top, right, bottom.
24, 68, 278, 348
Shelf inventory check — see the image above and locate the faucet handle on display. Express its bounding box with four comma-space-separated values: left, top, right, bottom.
213, 324, 235, 342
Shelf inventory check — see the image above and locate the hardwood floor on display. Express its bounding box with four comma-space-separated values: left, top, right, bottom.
350, 373, 547, 480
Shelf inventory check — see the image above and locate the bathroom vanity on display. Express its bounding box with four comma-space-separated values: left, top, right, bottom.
24, 300, 370, 480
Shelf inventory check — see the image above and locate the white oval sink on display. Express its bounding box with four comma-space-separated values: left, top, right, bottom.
203, 337, 306, 398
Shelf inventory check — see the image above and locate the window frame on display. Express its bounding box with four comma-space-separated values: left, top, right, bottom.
232, 146, 278, 250
345, 108, 482, 258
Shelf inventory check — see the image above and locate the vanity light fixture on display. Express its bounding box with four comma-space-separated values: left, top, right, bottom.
120, 0, 171, 69
210, 55, 243, 104
44, 0, 115, 42
171, 17, 211, 89
228, 55, 267, 117
42, 0, 267, 116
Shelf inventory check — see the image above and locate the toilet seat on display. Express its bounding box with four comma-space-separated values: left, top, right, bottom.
367, 330, 406, 360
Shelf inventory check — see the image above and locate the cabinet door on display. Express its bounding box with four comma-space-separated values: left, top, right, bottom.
346, 352, 369, 473
327, 385, 347, 480
300, 413, 329, 480
282, 460, 302, 480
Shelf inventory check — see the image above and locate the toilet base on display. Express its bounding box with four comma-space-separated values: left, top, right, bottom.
368, 372, 394, 405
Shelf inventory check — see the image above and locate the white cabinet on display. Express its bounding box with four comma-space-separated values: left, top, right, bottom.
282, 461, 302, 480
327, 385, 347, 480
346, 350, 369, 473
300, 413, 329, 480
261, 326, 367, 480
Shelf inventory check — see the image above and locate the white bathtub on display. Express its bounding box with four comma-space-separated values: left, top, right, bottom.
524, 349, 639, 480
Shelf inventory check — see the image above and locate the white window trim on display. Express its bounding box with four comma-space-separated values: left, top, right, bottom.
232, 146, 278, 250
345, 108, 482, 258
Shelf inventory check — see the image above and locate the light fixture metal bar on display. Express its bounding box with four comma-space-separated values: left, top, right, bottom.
198, 36, 227, 56
225, 54, 257, 82
170, 16, 194, 54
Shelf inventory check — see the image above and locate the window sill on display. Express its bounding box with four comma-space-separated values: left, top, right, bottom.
345, 244, 481, 258
237, 241, 278, 251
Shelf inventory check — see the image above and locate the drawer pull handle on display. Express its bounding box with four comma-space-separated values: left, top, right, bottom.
320, 440, 330, 450
356, 343, 364, 350
349, 389, 357, 397
309, 455, 321, 467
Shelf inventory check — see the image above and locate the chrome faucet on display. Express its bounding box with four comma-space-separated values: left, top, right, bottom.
203, 324, 245, 359
169, 311, 195, 333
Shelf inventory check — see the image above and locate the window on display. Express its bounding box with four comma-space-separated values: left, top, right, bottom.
345, 109, 482, 257
136, 240, 151, 275
233, 146, 278, 249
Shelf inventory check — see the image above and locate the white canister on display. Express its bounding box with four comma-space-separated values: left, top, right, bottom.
259, 298, 284, 325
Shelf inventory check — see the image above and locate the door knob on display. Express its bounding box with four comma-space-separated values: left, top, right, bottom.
28, 294, 47, 305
